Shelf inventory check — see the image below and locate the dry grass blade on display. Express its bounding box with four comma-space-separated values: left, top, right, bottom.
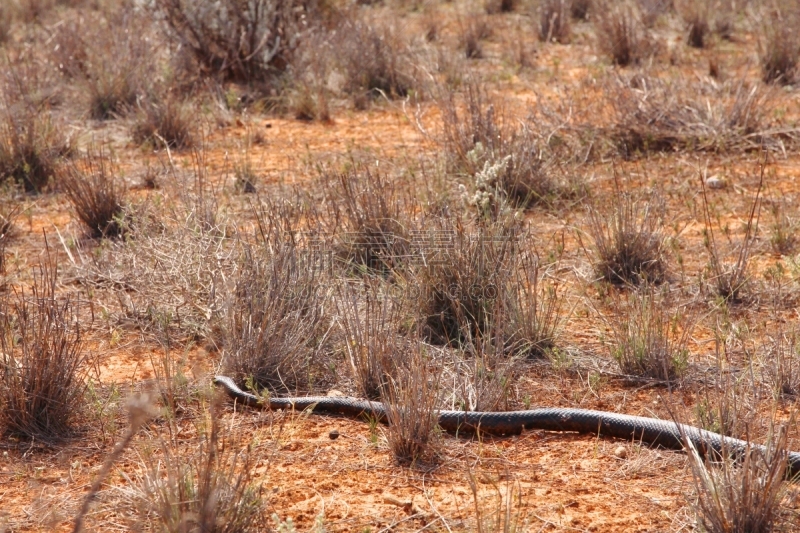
61, 151, 125, 239
135, 406, 266, 532
0, 252, 91, 442
685, 422, 791, 533
467, 467, 524, 533
586, 178, 666, 286
607, 288, 693, 382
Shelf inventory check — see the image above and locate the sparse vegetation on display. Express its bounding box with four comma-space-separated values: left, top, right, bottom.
131, 97, 195, 150
136, 409, 266, 532
757, 3, 800, 85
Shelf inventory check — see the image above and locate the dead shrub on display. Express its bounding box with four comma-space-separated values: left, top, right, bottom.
155, 0, 321, 85
586, 180, 667, 286
686, 423, 790, 533
131, 97, 195, 150
0, 255, 90, 442
222, 242, 334, 393
62, 151, 126, 238
756, 4, 800, 85
607, 288, 692, 381
136, 408, 265, 533
594, 1, 650, 66
539, 0, 571, 44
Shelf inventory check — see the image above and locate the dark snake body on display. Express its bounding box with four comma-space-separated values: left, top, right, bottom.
214, 375, 800, 477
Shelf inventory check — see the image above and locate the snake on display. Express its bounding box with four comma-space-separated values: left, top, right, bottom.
214, 375, 800, 477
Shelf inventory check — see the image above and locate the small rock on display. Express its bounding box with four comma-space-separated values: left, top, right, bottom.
329, 430, 340, 440
706, 175, 725, 189
613, 446, 628, 459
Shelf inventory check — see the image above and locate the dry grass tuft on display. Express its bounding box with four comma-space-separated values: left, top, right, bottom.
325, 167, 413, 275
586, 180, 666, 286
131, 97, 195, 150
701, 166, 762, 302
686, 423, 791, 533
62, 151, 126, 239
594, 0, 650, 66
539, 0, 571, 44
756, 3, 799, 85
222, 241, 333, 393
607, 288, 692, 382
135, 407, 266, 532
438, 84, 560, 211
337, 283, 399, 400
679, 0, 710, 48
0, 254, 90, 442
382, 342, 441, 466
459, 14, 491, 59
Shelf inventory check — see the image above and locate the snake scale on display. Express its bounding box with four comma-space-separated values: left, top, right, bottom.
214, 375, 800, 477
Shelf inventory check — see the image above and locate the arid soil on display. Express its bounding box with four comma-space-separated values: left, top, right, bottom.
2, 1, 800, 532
